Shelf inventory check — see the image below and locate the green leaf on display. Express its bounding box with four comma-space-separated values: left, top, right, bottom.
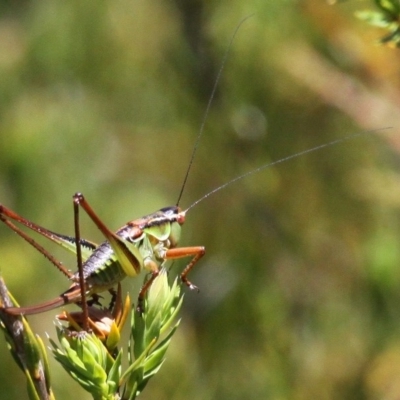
375, 0, 400, 15
356, 10, 392, 27
106, 349, 122, 396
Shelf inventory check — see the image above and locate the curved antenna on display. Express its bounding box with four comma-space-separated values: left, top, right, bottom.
185, 127, 391, 212
176, 14, 254, 207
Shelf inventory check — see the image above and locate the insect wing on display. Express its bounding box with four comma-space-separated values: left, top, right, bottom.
106, 232, 143, 277
47, 233, 98, 262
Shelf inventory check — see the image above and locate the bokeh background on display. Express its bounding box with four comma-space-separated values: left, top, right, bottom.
1, 1, 400, 399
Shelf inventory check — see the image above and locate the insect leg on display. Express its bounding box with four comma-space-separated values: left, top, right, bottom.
0, 204, 74, 278
136, 260, 160, 313
164, 246, 206, 290
73, 196, 89, 331
73, 193, 142, 275
3, 285, 82, 315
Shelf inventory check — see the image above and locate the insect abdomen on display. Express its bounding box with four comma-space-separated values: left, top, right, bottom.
80, 241, 127, 292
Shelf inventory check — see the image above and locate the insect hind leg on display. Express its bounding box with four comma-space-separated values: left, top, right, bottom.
0, 204, 74, 279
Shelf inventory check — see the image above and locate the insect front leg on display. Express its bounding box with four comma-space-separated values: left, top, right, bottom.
135, 246, 205, 314
164, 246, 206, 290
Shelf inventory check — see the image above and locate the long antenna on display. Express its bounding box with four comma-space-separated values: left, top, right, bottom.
176, 15, 254, 206
185, 127, 391, 212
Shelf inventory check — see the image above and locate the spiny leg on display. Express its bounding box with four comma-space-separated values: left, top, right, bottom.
165, 246, 205, 290
135, 246, 206, 313
73, 196, 89, 331
73, 193, 141, 275
3, 285, 82, 315
0, 205, 73, 279
73, 193, 145, 318
136, 267, 159, 313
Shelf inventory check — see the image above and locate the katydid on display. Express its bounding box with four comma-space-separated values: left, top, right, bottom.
0, 198, 203, 319
0, 127, 388, 325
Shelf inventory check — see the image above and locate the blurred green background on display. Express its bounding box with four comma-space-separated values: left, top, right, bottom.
1, 0, 400, 399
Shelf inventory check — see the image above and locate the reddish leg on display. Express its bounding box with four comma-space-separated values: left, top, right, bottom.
135, 247, 205, 313
4, 285, 82, 315
136, 269, 159, 313
0, 201, 96, 322
165, 246, 205, 290
0, 205, 73, 279
73, 193, 141, 275
73, 196, 89, 331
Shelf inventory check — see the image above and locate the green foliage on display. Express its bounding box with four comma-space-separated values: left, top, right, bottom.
123, 274, 183, 398
1, 272, 182, 400
50, 330, 116, 400
357, 0, 400, 46
0, 278, 54, 400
